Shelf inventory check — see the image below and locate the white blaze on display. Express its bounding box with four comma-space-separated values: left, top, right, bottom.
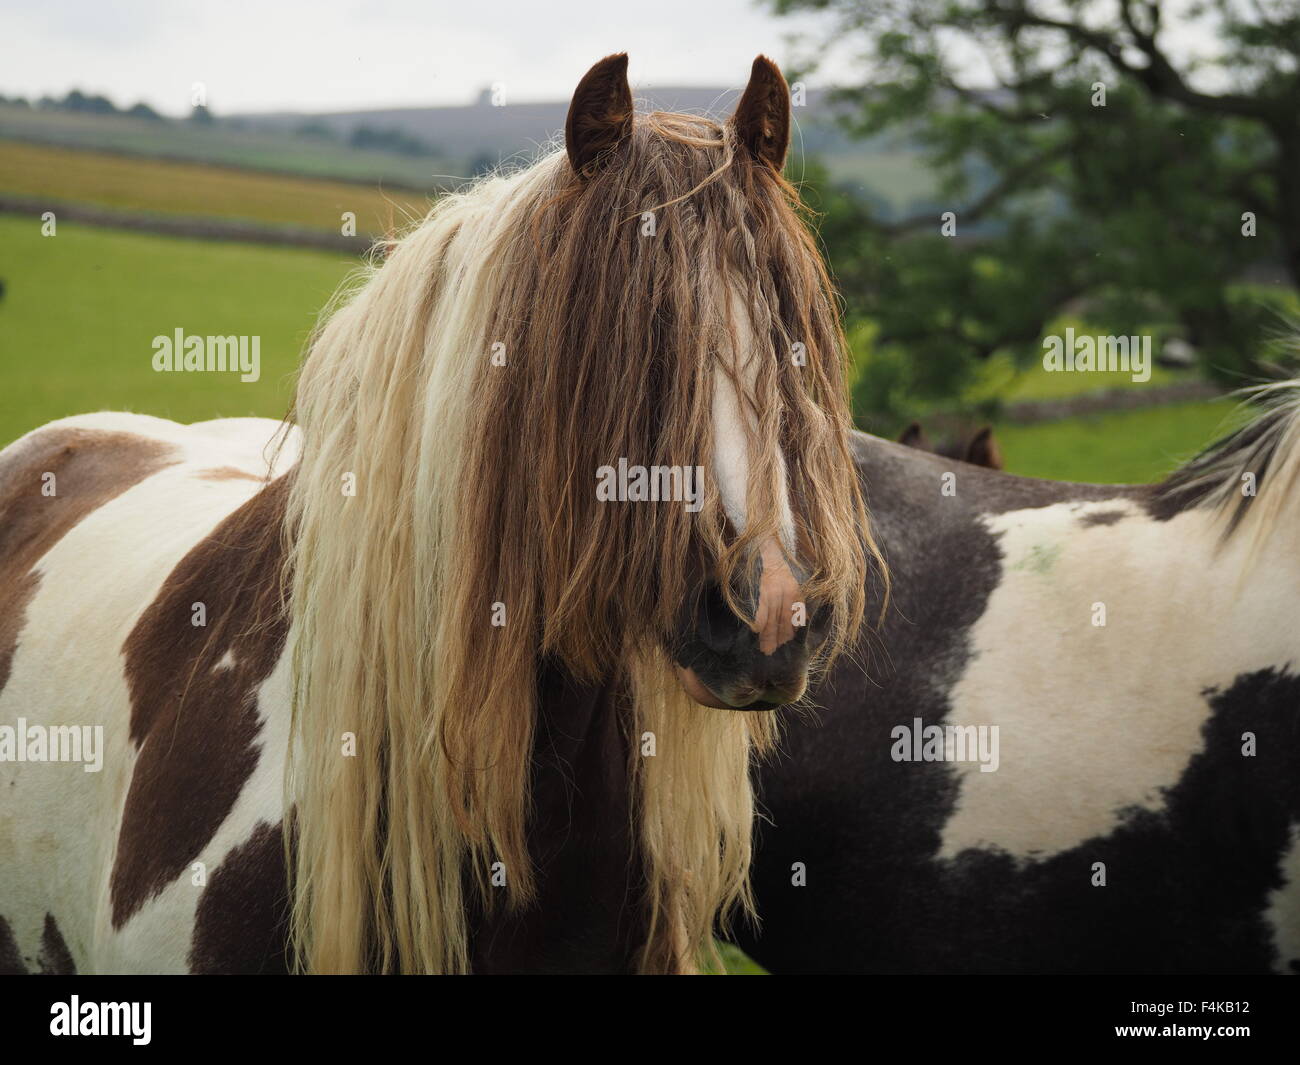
710, 291, 801, 655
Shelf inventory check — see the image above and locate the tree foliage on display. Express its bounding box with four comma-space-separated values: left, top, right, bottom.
774, 0, 1300, 421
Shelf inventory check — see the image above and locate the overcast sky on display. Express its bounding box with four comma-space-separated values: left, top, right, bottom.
0, 0, 855, 115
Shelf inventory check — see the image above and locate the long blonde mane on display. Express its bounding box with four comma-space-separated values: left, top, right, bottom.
283, 111, 875, 973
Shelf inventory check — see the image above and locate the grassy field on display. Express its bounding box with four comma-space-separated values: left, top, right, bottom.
0, 104, 454, 187
966, 338, 1243, 484
994, 398, 1240, 483
0, 103, 936, 217
0, 215, 356, 446
0, 140, 432, 236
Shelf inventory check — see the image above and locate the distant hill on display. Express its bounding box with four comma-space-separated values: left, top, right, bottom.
0, 86, 941, 214
0, 103, 453, 189
234, 85, 854, 171
226, 86, 938, 209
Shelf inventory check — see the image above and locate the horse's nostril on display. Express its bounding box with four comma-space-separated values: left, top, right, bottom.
697, 582, 748, 654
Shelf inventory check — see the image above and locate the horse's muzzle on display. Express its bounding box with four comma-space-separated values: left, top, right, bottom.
672, 580, 830, 711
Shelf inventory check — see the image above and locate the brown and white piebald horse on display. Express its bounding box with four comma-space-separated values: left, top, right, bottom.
0, 55, 876, 974
740, 387, 1300, 973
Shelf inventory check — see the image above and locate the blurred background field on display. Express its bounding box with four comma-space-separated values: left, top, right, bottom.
0, 215, 354, 444
0, 141, 430, 235
0, 102, 456, 187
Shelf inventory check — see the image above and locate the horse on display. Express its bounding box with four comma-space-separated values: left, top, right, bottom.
898, 421, 1003, 469
0, 54, 877, 974
736, 388, 1300, 973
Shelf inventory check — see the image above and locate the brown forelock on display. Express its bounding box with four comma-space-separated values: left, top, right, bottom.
0, 428, 178, 695
460, 112, 869, 689
111, 474, 291, 928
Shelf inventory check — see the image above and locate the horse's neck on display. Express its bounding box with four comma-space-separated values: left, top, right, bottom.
468, 662, 646, 973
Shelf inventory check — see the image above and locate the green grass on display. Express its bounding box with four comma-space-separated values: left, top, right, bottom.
0, 215, 357, 447
992, 398, 1243, 483
703, 941, 766, 975
0, 140, 433, 236
0, 104, 453, 188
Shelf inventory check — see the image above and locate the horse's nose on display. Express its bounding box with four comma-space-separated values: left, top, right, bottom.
694, 580, 824, 657
673, 578, 821, 711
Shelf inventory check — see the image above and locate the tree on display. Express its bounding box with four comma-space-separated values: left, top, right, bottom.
348, 124, 435, 157
60, 89, 117, 114
126, 102, 163, 121
773, 0, 1300, 421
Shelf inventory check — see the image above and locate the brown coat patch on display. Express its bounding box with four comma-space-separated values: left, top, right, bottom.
182, 670, 647, 973
111, 476, 291, 929
0, 571, 41, 697
1080, 508, 1127, 527
189, 821, 291, 974
0, 427, 177, 694
469, 668, 646, 973
0, 915, 26, 973
38, 913, 76, 974
0, 914, 81, 973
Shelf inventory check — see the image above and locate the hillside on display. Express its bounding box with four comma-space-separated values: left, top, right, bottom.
235, 85, 852, 162
0, 90, 939, 213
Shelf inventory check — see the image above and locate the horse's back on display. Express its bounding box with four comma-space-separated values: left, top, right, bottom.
0, 413, 297, 974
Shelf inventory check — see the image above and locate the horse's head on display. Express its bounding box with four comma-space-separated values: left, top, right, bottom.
545, 54, 877, 710
286, 50, 882, 975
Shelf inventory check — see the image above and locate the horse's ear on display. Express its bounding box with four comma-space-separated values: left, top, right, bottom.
731, 55, 790, 172
566, 53, 634, 178
898, 421, 929, 450
965, 426, 1003, 470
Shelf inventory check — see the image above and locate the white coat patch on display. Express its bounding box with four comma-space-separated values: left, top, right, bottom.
938, 497, 1300, 861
